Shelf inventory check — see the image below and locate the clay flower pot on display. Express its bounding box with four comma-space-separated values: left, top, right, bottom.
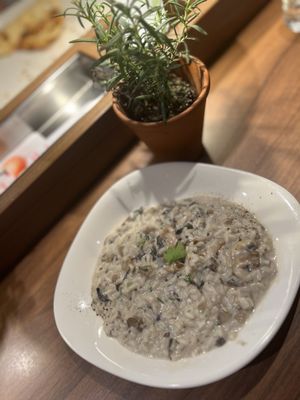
112, 57, 210, 161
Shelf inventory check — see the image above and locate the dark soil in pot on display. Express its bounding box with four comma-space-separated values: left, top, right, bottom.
113, 74, 197, 123
112, 57, 210, 162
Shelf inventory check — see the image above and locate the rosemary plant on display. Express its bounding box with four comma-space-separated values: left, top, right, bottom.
63, 0, 207, 122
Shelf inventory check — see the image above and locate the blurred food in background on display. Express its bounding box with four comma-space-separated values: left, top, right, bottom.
0, 132, 48, 194
0, 0, 64, 56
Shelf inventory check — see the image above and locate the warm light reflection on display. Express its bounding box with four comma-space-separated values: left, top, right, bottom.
64, 101, 78, 115
53, 91, 69, 108
42, 80, 55, 95
98, 325, 103, 337
77, 299, 89, 311
10, 348, 39, 377
94, 331, 125, 370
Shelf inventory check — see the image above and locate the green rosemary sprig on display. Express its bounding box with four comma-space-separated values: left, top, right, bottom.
62, 0, 207, 121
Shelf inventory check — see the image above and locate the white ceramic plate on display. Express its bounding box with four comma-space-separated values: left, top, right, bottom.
54, 162, 300, 388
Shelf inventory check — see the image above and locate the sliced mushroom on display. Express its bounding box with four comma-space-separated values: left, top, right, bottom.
215, 337, 226, 347
156, 235, 164, 249
168, 338, 175, 360
127, 317, 144, 332
222, 275, 242, 287
96, 287, 110, 303
218, 310, 231, 324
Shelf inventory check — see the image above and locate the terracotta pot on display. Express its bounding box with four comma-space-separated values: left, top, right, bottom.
112, 57, 210, 161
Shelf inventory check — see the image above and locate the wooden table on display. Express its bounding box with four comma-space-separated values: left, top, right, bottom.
1, 1, 299, 399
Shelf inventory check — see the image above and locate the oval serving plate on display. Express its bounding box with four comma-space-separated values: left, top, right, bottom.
54, 163, 300, 388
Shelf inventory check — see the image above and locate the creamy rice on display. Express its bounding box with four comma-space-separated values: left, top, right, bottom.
91, 196, 277, 360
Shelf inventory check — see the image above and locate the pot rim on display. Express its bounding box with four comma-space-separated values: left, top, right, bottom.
112, 57, 210, 127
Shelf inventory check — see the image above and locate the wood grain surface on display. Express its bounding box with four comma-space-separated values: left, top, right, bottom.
0, 1, 299, 399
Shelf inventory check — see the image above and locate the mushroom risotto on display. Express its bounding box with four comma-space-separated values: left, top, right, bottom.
91, 196, 277, 360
